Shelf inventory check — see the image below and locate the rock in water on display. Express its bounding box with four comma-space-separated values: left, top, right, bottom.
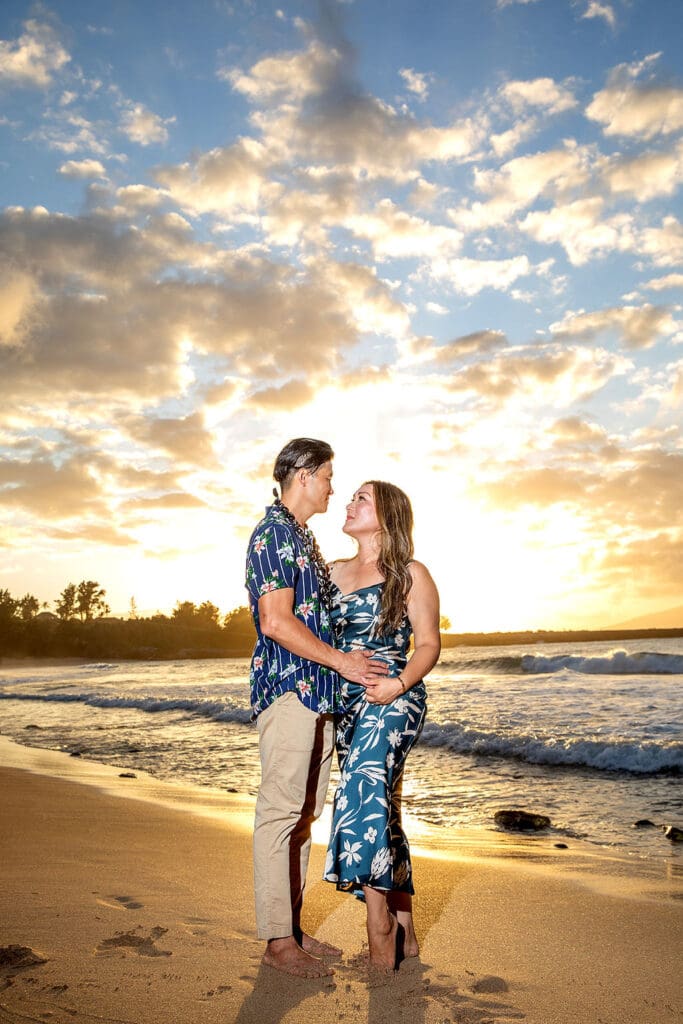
633, 819, 657, 829
494, 809, 551, 831
662, 825, 683, 842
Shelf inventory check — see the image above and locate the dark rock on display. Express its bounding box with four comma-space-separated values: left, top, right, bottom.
24, 724, 42, 730
554, 842, 568, 849
662, 825, 683, 842
118, 772, 137, 779
494, 809, 551, 832
633, 819, 657, 829
69, 751, 82, 758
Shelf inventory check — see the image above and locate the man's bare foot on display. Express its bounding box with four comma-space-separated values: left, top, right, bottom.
262, 936, 334, 978
300, 933, 343, 959
367, 914, 399, 971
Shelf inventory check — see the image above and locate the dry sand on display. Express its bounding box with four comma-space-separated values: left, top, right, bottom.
1, 737, 681, 1024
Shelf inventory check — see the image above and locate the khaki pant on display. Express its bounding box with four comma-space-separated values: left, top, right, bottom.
253, 691, 334, 940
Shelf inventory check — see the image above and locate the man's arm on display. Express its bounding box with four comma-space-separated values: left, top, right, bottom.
258, 588, 388, 684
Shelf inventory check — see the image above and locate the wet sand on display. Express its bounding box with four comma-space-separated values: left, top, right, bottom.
1, 738, 681, 1024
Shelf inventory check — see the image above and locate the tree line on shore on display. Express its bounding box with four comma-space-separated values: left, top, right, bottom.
2, 581, 681, 663
0, 581, 256, 660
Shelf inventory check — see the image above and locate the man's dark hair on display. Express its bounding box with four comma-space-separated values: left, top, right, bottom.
273, 438, 334, 492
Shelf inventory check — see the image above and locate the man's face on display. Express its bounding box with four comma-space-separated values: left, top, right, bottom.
306, 460, 334, 514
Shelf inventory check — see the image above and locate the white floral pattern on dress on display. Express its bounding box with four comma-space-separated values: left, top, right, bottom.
323, 582, 427, 898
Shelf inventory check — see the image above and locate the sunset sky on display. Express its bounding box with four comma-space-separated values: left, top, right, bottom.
1, 0, 682, 632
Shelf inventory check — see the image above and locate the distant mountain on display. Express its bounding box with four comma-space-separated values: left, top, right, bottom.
609, 604, 683, 630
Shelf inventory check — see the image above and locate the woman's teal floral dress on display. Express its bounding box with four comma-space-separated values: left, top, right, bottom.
323, 582, 427, 898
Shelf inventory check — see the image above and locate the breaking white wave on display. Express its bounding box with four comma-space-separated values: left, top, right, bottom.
420, 721, 682, 774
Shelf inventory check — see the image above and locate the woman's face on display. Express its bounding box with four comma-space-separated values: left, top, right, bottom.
343, 483, 380, 538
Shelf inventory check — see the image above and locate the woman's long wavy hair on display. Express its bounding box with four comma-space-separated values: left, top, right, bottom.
364, 480, 414, 635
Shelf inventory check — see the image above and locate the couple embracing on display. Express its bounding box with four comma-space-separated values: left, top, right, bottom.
245, 438, 441, 978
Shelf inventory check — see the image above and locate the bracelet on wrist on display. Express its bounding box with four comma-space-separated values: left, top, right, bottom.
397, 675, 407, 693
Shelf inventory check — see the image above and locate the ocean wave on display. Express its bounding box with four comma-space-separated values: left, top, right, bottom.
0, 691, 252, 725
419, 721, 682, 775
452, 650, 683, 676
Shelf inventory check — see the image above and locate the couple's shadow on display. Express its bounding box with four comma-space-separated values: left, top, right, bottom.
232, 952, 520, 1024
232, 952, 430, 1024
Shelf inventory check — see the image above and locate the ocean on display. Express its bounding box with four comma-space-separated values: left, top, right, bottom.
1, 637, 681, 868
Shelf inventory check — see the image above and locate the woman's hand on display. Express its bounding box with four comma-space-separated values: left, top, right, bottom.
362, 677, 405, 705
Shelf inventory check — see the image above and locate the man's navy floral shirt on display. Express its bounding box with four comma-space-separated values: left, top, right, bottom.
245, 504, 339, 718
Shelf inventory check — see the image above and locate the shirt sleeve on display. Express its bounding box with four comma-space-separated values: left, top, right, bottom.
246, 521, 298, 599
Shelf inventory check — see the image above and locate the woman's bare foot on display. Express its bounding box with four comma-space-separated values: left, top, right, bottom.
262, 936, 334, 978
396, 920, 419, 959
367, 912, 399, 971
388, 893, 419, 960
300, 933, 343, 959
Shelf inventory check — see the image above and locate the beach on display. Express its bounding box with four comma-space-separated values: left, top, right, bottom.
1, 737, 682, 1024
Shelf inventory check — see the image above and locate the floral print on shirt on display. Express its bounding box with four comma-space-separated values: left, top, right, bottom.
245, 504, 338, 718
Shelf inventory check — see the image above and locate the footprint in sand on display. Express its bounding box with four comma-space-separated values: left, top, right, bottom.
96, 894, 144, 911
179, 916, 217, 937
0, 946, 48, 970
95, 926, 171, 958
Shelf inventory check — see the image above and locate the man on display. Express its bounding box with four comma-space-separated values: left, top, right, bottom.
245, 438, 387, 978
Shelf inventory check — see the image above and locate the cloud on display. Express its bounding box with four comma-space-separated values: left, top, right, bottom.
550, 303, 677, 350
478, 449, 683, 533
550, 416, 608, 445
482, 466, 596, 507
0, 205, 407, 412
125, 413, 218, 468
29, 111, 108, 155
124, 493, 207, 510
451, 145, 590, 232
47, 523, 136, 547
399, 68, 431, 101
519, 197, 634, 265
641, 272, 683, 293
430, 254, 531, 296
587, 55, 683, 139
499, 77, 577, 116
247, 378, 315, 409
0, 454, 104, 518
638, 216, 683, 267
58, 158, 107, 179
602, 141, 683, 201
345, 200, 464, 261
581, 2, 617, 30
114, 184, 167, 212
221, 39, 339, 103
0, 267, 40, 347
445, 344, 627, 407
598, 531, 683, 596
0, 18, 70, 88
119, 102, 174, 146
412, 330, 508, 363
169, 36, 482, 216
155, 138, 269, 215
496, 0, 542, 7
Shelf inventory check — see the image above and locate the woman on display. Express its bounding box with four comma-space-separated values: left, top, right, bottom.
323, 481, 441, 970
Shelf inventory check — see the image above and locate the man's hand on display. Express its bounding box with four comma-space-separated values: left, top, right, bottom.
340, 649, 389, 684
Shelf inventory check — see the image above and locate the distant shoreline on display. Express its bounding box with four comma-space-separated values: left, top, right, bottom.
440, 626, 683, 647
2, 626, 682, 666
